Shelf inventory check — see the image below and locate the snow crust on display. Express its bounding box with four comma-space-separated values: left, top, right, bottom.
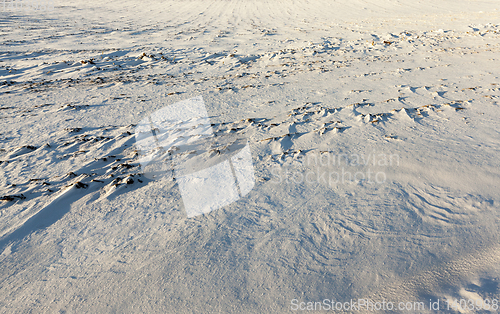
1, 0, 500, 312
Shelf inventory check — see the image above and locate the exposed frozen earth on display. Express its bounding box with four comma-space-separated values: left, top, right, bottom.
1, 0, 500, 313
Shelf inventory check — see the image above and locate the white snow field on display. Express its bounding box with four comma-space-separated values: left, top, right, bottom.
1, 0, 500, 312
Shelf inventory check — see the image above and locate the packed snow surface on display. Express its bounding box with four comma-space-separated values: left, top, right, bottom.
1, 0, 500, 312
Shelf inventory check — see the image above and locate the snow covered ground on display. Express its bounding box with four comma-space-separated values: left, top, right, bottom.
1, 0, 500, 312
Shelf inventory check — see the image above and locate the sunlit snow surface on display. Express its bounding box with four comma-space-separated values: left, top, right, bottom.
1, 0, 500, 312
